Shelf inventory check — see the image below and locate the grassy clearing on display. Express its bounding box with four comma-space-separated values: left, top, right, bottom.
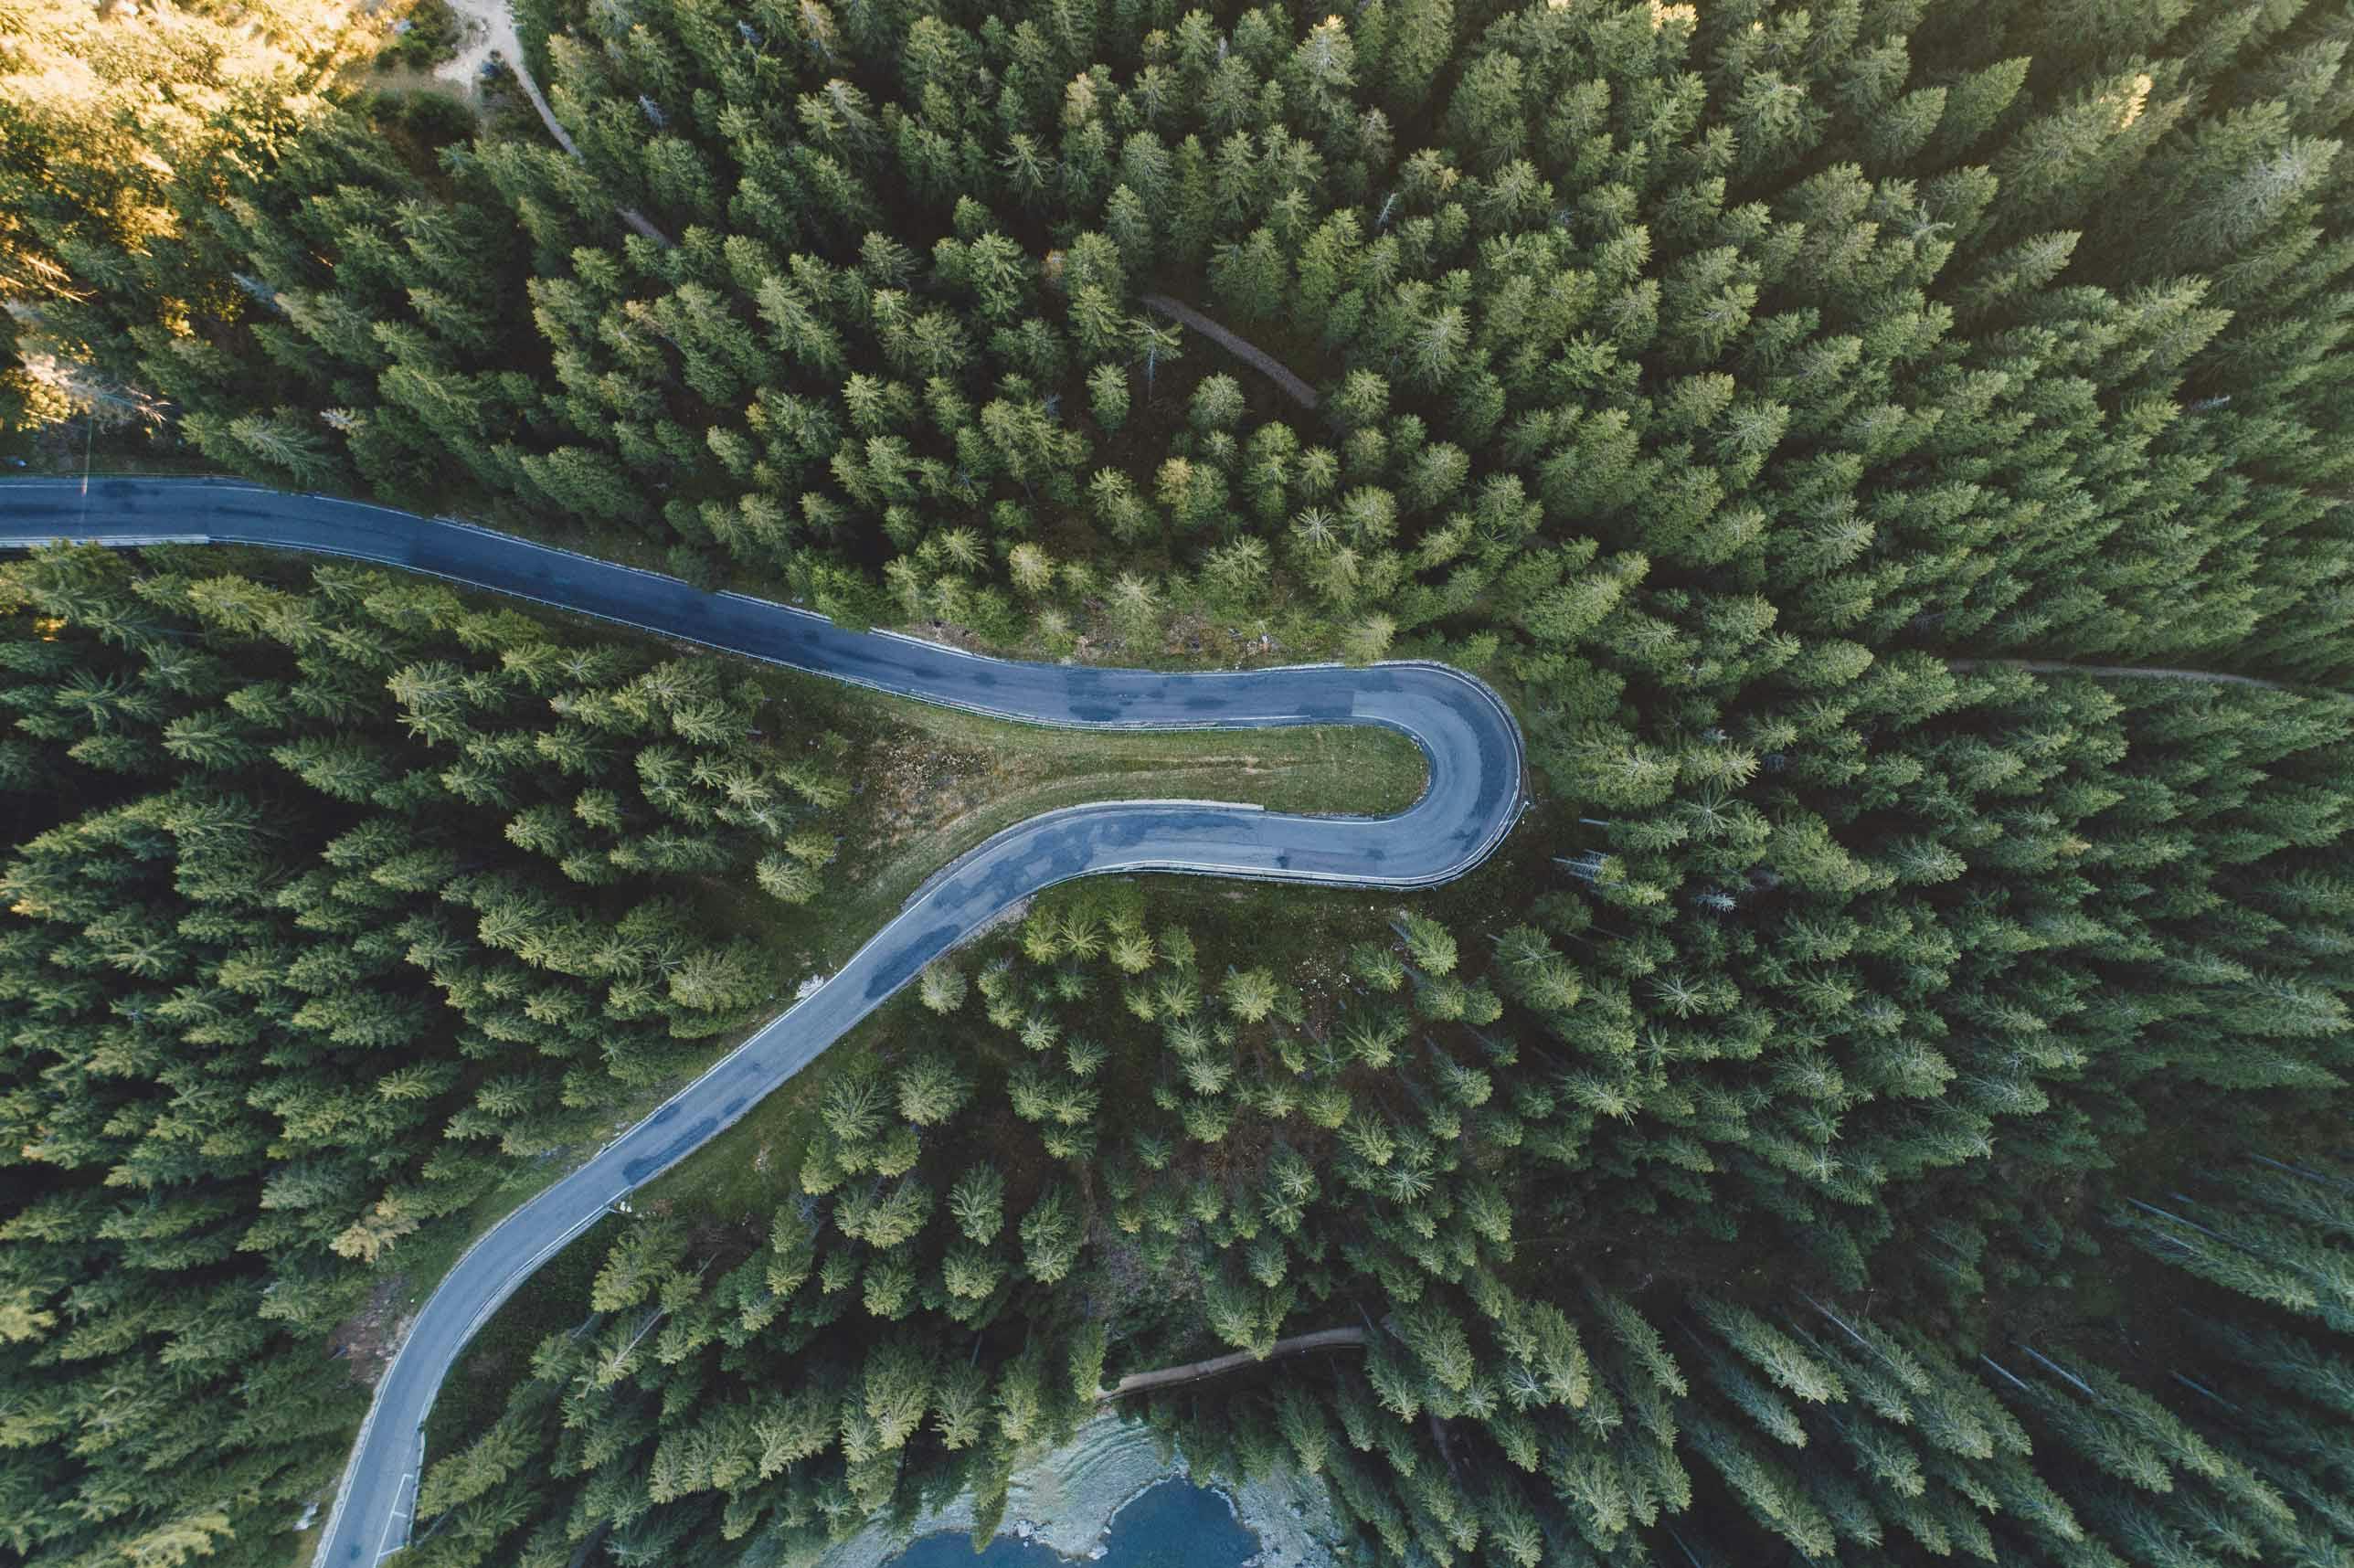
152, 541, 1425, 997
721, 673, 1428, 977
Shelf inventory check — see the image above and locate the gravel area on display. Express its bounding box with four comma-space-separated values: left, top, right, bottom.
431, 0, 514, 89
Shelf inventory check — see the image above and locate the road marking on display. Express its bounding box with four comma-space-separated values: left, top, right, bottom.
370, 1472, 417, 1563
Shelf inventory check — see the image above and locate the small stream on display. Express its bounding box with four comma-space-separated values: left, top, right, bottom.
878, 1479, 1259, 1568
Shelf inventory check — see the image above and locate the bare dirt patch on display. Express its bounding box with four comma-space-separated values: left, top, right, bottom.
430, 0, 516, 91
857, 730, 1001, 861
326, 1271, 415, 1389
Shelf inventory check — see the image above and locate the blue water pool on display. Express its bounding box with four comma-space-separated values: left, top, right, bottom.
878, 1478, 1258, 1568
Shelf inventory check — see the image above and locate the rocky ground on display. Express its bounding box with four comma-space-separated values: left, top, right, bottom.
325, 1270, 413, 1389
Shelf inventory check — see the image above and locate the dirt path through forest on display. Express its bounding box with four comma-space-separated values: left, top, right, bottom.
1143, 294, 1323, 408
426, 17, 1323, 375
435, 0, 672, 243
1945, 658, 2298, 692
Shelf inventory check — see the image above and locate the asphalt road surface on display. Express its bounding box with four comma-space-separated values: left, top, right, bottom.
0, 477, 1525, 1566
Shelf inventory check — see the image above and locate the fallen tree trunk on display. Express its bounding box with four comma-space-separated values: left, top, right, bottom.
1097, 1326, 1368, 1402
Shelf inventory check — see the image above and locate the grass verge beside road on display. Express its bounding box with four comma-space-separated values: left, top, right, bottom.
736, 674, 1428, 976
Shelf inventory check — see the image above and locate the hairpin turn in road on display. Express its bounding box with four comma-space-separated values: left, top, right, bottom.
0, 476, 1525, 1566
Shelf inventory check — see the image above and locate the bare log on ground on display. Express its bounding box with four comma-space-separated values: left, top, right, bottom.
1097, 1326, 1368, 1402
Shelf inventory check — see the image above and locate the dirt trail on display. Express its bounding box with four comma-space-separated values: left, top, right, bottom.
400, 30, 2333, 660
435, 0, 672, 244
1142, 294, 1322, 409
1946, 658, 2297, 693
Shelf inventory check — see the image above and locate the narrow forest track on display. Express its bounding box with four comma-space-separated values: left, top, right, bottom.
435, 0, 672, 244
1944, 658, 2304, 693
0, 475, 1523, 1568
426, 5, 2306, 704
444, 2, 1299, 382
1142, 294, 1323, 409
1097, 1327, 1370, 1401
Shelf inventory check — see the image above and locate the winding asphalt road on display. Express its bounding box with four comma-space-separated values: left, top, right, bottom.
0, 477, 1525, 1566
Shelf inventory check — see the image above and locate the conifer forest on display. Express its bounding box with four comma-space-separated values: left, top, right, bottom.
6, 0, 2354, 1563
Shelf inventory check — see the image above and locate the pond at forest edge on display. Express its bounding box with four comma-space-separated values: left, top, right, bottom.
875, 1478, 1263, 1568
